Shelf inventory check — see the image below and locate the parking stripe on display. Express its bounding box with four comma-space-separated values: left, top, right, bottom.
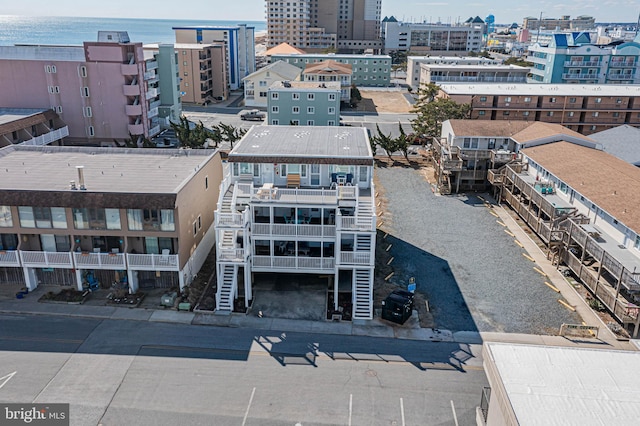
242, 387, 256, 426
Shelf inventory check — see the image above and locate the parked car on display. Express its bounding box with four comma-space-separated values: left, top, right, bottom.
240, 110, 265, 121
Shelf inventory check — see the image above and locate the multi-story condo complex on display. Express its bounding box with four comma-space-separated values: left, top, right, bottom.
527, 33, 640, 84
146, 43, 228, 104
173, 25, 256, 90
147, 44, 182, 126
406, 56, 501, 89
382, 21, 484, 55
214, 126, 376, 319
243, 60, 301, 108
270, 53, 391, 87
418, 64, 529, 86
303, 60, 352, 101
267, 81, 341, 125
0, 145, 222, 293
266, 0, 382, 53
0, 31, 177, 144
439, 83, 640, 135
522, 15, 596, 31
485, 138, 640, 337
0, 108, 68, 148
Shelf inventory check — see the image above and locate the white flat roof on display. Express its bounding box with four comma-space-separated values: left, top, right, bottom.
0, 108, 49, 127
441, 83, 640, 96
421, 64, 528, 70
0, 45, 85, 61
486, 342, 640, 425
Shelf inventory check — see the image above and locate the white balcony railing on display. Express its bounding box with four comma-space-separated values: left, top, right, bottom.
564, 61, 601, 67
252, 255, 335, 270
337, 216, 374, 231
253, 223, 336, 237
20, 126, 69, 146
0, 250, 20, 267
218, 248, 245, 262
73, 252, 126, 269
563, 73, 599, 80
216, 212, 244, 227
145, 87, 159, 100
126, 253, 179, 270
339, 252, 372, 265
146, 61, 158, 71
148, 125, 161, 137
20, 251, 73, 268
144, 70, 156, 80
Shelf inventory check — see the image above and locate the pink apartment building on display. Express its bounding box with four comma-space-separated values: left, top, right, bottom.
0, 31, 163, 144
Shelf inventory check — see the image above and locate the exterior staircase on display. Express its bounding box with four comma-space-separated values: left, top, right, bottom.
352, 269, 373, 319
355, 194, 374, 230
216, 264, 237, 312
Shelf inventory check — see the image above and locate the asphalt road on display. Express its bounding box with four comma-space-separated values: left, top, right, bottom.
0, 314, 488, 426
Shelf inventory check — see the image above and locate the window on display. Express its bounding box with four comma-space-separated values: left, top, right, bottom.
478, 110, 486, 116
547, 111, 554, 117
503, 111, 510, 116
463, 137, 471, 148
590, 125, 597, 130
329, 93, 336, 101
259, 91, 267, 97
197, 215, 202, 230
183, 61, 187, 66
328, 107, 335, 114
193, 221, 198, 235
81, 87, 90, 97
88, 126, 95, 137
73, 208, 118, 230
594, 97, 602, 103
522, 111, 530, 116
504, 97, 511, 102
616, 98, 622, 104
271, 106, 279, 113
292, 106, 300, 114
0, 206, 12, 227
635, 235, 640, 250
182, 51, 187, 55
524, 97, 531, 102
205, 176, 209, 189
291, 120, 300, 125
569, 97, 576, 103
613, 112, 620, 118
307, 120, 314, 125
271, 119, 279, 125
307, 93, 315, 100
592, 112, 599, 117
84, 107, 92, 117
307, 106, 315, 114
56, 106, 63, 114
271, 92, 279, 99
328, 120, 335, 125
79, 65, 87, 77
292, 93, 300, 100
549, 97, 556, 103
479, 96, 487, 102
19, 207, 66, 229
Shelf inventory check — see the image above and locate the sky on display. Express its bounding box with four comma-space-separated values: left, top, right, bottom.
2, 0, 639, 24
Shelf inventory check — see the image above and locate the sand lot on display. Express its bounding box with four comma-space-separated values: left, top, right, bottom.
356, 90, 414, 113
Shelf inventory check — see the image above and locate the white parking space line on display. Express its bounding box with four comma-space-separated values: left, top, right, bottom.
348, 394, 353, 426
0, 371, 16, 390
400, 398, 405, 426
242, 387, 256, 426
450, 400, 459, 426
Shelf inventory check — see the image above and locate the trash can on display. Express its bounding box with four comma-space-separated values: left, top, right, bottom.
381, 290, 413, 324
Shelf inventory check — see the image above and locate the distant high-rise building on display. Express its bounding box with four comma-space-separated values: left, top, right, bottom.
523, 15, 595, 31
485, 14, 495, 35
266, 0, 382, 53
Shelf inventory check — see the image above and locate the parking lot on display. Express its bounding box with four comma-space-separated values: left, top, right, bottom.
375, 164, 582, 334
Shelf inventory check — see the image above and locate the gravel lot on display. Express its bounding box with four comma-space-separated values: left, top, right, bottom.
375, 165, 581, 334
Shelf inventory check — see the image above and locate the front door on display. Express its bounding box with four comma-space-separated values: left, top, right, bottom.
310, 164, 320, 186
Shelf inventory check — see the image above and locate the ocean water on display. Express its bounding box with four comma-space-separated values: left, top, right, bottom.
0, 15, 266, 46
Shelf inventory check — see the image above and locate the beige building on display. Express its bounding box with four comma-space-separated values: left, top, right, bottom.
266, 0, 382, 53
0, 145, 223, 293
242, 60, 301, 108
172, 43, 228, 104
0, 108, 68, 148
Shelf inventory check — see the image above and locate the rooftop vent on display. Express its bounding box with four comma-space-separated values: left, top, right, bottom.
76, 165, 86, 190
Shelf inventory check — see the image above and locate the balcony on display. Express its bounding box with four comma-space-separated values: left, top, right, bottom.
0, 250, 20, 267
125, 104, 143, 116
126, 253, 179, 271
252, 255, 335, 271
147, 107, 159, 119
121, 64, 139, 75
144, 70, 156, 80
20, 126, 69, 146
20, 251, 73, 268
563, 61, 601, 67
149, 125, 161, 137
253, 223, 336, 237
609, 61, 636, 68
339, 252, 372, 265
562, 73, 599, 80
146, 61, 158, 71
607, 74, 635, 80
73, 252, 126, 270
123, 84, 141, 96
149, 99, 161, 110
491, 150, 518, 163
145, 87, 159, 100
128, 124, 144, 135
218, 248, 245, 262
